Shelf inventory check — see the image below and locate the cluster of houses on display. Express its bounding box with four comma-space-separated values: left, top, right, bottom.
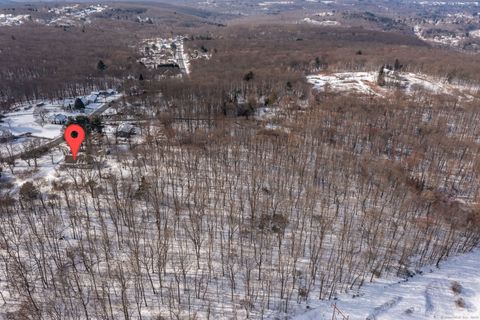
48, 90, 116, 125
138, 37, 185, 69
0, 90, 122, 143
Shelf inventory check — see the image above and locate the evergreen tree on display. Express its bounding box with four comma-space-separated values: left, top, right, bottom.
90, 115, 104, 133
66, 115, 104, 134
97, 60, 107, 71
394, 58, 402, 71
243, 71, 254, 82
377, 65, 386, 86
19, 182, 39, 202
74, 98, 85, 110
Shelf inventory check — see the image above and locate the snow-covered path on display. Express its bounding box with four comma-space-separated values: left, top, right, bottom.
294, 249, 480, 319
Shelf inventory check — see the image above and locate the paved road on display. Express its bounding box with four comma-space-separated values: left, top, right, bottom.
175, 42, 189, 76
1, 100, 117, 163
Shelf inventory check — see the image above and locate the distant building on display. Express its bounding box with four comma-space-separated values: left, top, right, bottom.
82, 94, 98, 106
98, 90, 116, 97
51, 114, 68, 125
115, 123, 136, 138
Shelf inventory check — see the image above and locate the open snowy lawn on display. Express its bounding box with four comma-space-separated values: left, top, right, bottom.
294, 249, 480, 320
1, 110, 62, 139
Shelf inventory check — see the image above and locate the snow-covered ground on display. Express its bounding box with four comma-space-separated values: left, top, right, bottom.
307, 71, 480, 99
470, 29, 480, 38
0, 14, 31, 26
294, 248, 480, 320
0, 146, 66, 195
308, 72, 379, 95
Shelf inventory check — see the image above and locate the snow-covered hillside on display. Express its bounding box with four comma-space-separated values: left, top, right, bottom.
294, 248, 480, 320
307, 71, 479, 99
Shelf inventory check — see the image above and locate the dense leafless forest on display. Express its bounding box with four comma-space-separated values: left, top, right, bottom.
1, 1, 480, 319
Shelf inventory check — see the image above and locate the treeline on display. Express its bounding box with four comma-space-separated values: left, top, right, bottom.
187, 23, 480, 85
0, 19, 170, 108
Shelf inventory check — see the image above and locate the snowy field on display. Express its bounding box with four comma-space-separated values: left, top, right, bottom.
307, 71, 480, 99
294, 248, 480, 320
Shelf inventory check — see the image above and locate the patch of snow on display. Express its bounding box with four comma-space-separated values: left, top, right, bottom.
255, 107, 278, 120
303, 18, 339, 26
470, 29, 480, 38
307, 72, 380, 95
259, 1, 294, 6
0, 14, 31, 26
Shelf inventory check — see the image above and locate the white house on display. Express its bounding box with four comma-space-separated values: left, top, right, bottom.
116, 123, 136, 138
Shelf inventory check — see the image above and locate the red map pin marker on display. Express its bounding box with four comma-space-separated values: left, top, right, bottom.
64, 124, 85, 161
